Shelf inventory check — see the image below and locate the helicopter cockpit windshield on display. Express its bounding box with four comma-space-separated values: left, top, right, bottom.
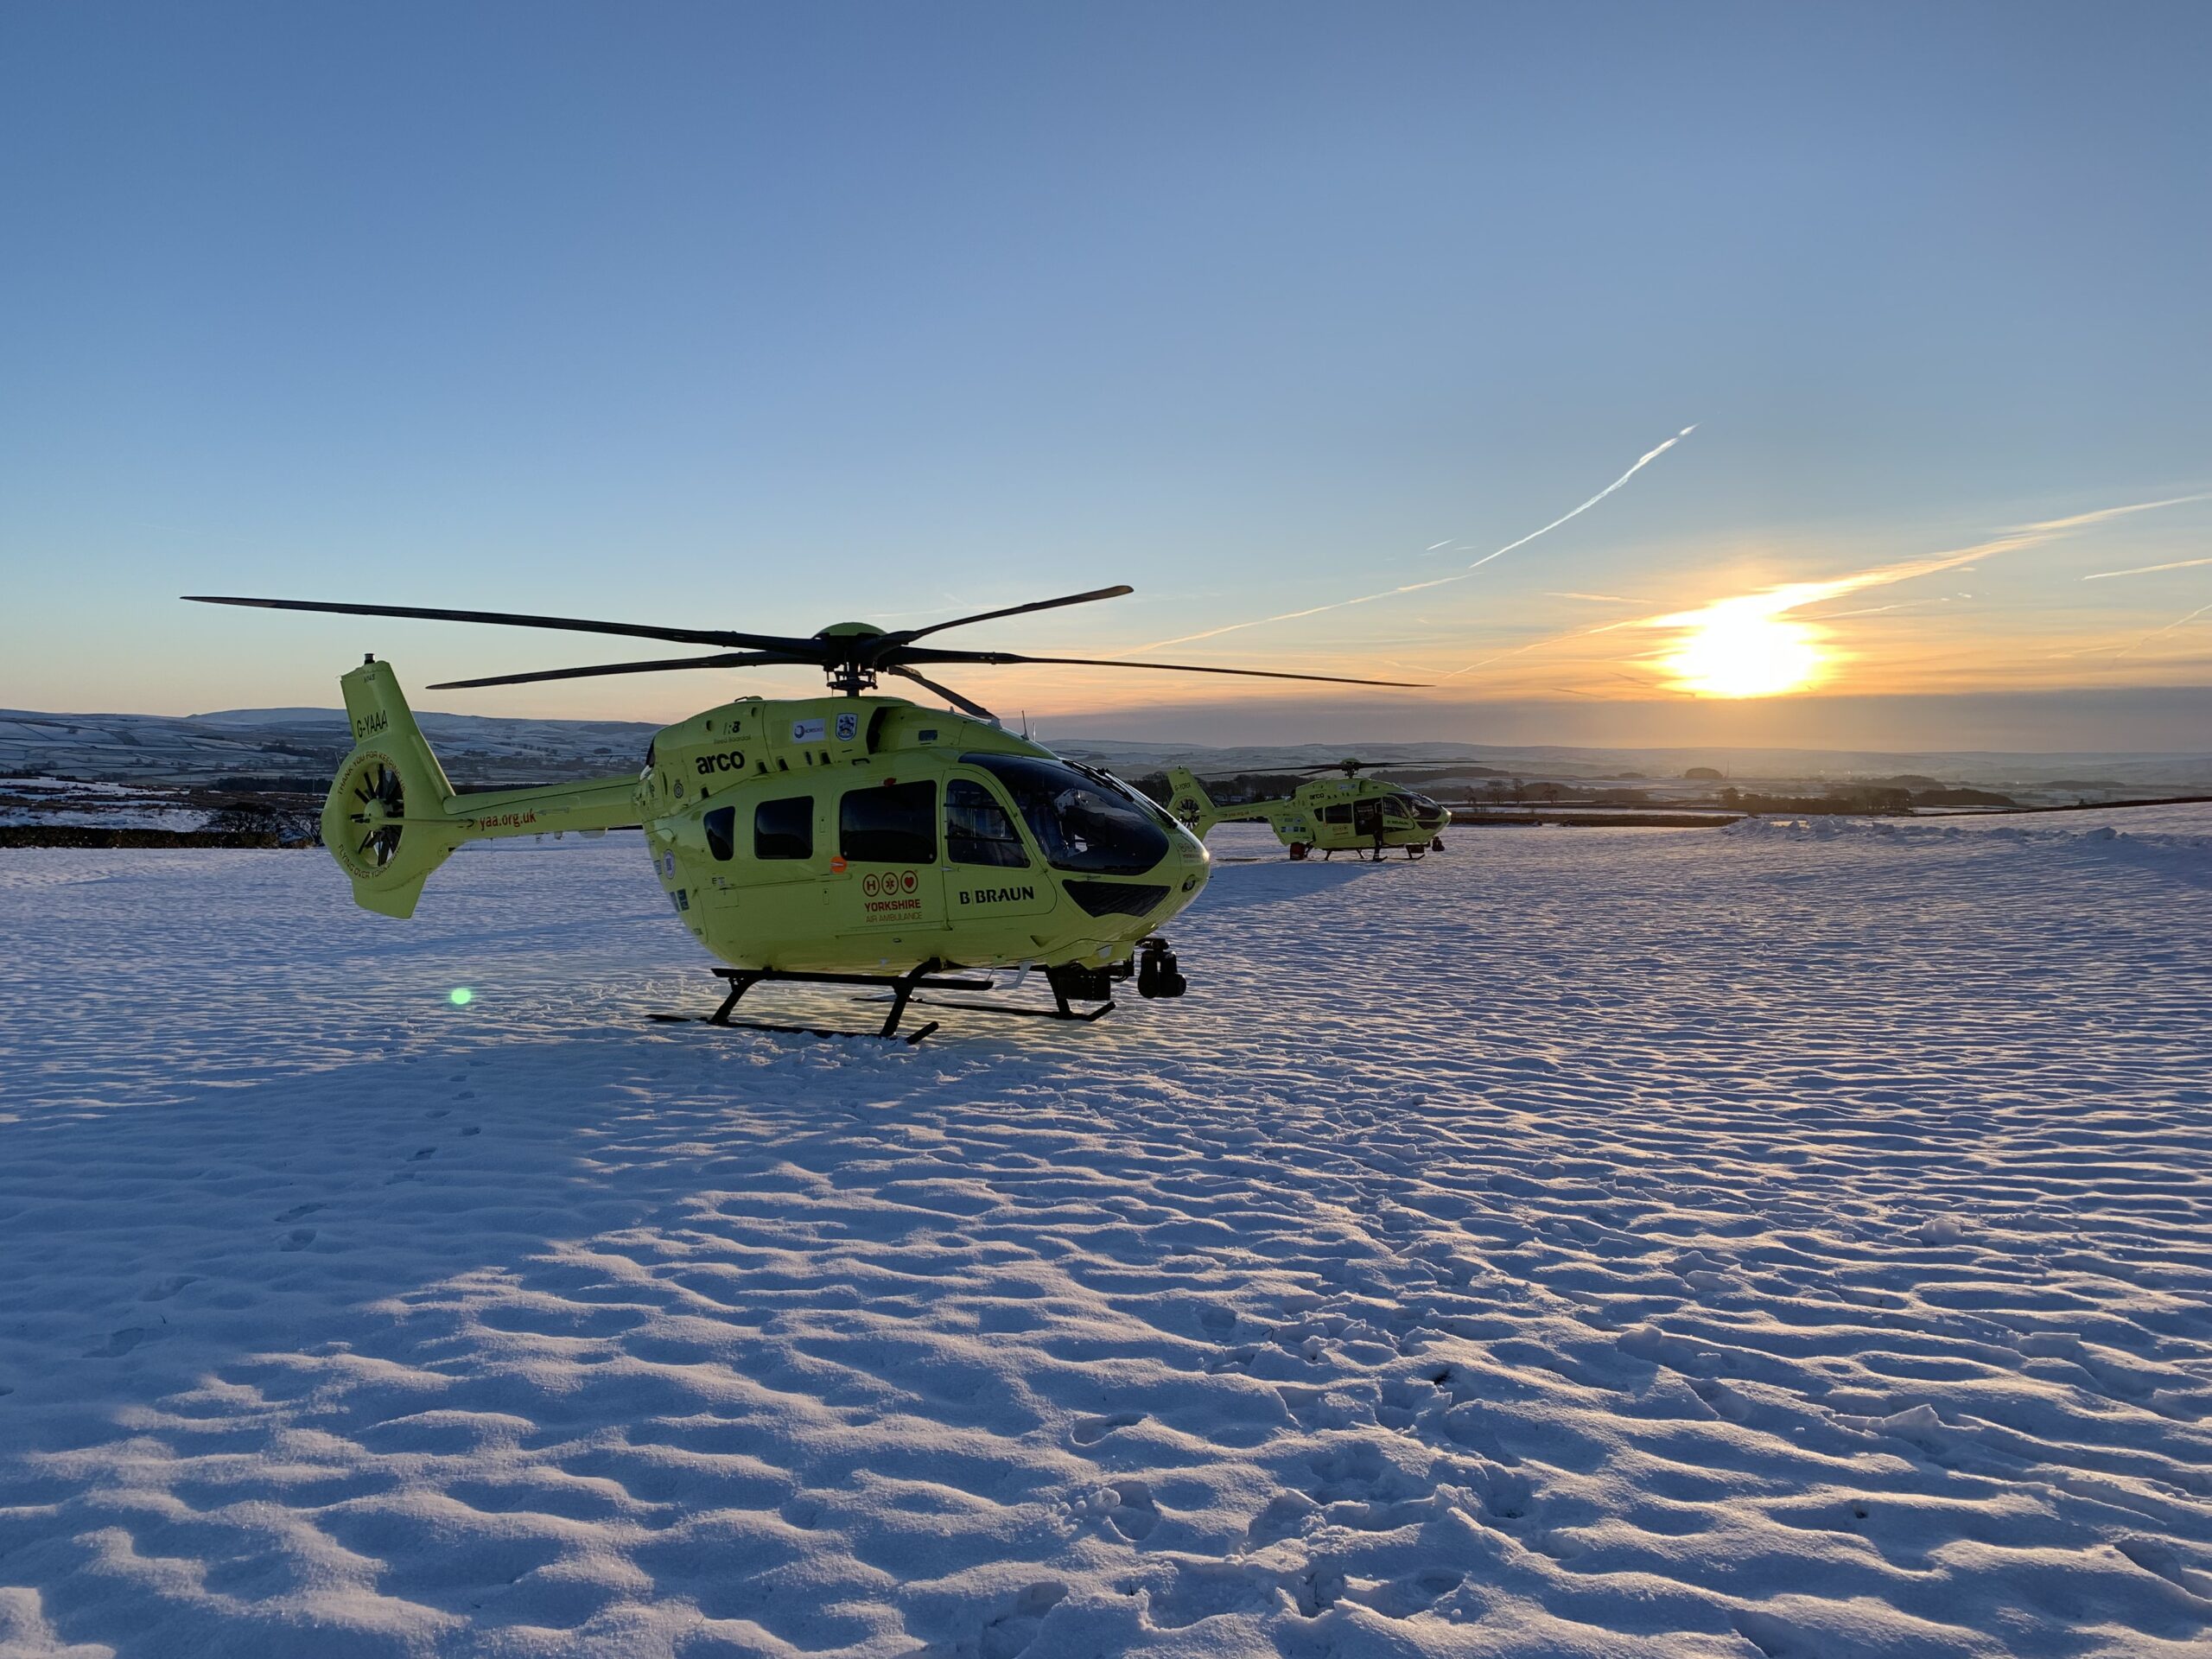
965, 754, 1171, 876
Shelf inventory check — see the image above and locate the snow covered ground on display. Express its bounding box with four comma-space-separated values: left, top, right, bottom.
3, 816, 2209, 1658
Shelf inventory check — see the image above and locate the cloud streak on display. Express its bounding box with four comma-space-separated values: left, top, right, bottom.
1437, 492, 2209, 686
2082, 554, 2212, 582
1126, 424, 1698, 653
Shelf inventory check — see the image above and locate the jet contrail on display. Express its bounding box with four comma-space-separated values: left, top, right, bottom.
1128, 423, 1697, 653
2119, 601, 2212, 656
1811, 596, 1953, 620
2082, 554, 2212, 582
1458, 425, 1696, 572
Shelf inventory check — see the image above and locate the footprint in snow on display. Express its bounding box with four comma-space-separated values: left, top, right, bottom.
1079, 1480, 1160, 1541
280, 1228, 316, 1250
976, 1581, 1067, 1659
274, 1202, 324, 1224
460, 1125, 480, 1137
2114, 1535, 2212, 1599
1245, 1491, 1319, 1548
1691, 1377, 1751, 1422
411, 1147, 435, 1160
86, 1326, 153, 1358
1072, 1412, 1145, 1446
140, 1274, 198, 1301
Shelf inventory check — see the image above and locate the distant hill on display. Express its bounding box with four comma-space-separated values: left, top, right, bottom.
1050, 736, 2212, 794
0, 706, 658, 788
5, 706, 2209, 797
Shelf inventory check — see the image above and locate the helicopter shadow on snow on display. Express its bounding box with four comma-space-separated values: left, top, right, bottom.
1184, 854, 1395, 914
0, 1017, 1272, 1655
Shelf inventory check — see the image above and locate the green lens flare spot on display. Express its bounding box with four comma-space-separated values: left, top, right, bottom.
448, 987, 474, 1006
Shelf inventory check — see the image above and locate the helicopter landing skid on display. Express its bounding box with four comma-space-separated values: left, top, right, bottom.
649, 960, 1126, 1045
649, 962, 990, 1046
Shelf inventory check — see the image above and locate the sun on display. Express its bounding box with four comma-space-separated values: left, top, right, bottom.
1656, 598, 1826, 697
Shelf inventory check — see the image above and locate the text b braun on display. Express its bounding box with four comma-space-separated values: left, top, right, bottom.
960, 886, 1036, 906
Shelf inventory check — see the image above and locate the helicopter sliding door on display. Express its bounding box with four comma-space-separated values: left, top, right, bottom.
1352, 798, 1383, 839
736, 789, 830, 961
833, 779, 946, 957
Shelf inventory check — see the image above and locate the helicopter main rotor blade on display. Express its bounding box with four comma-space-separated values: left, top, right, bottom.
887, 665, 998, 721
427, 651, 804, 690
184, 595, 815, 654
895, 647, 1428, 689
1205, 766, 1356, 777
1343, 766, 1487, 776
1289, 761, 1471, 774
889, 585, 1135, 645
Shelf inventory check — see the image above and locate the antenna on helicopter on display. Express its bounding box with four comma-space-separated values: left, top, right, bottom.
184, 587, 1428, 721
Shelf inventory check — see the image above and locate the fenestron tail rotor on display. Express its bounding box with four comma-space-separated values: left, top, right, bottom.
185, 588, 1429, 718
346, 760, 406, 869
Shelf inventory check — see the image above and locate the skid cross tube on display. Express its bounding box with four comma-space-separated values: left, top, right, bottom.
911, 957, 1126, 1023
916, 982, 1116, 1023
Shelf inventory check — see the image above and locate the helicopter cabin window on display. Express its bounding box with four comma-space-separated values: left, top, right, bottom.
1318, 804, 1353, 824
963, 754, 1169, 876
841, 780, 937, 862
944, 778, 1029, 868
703, 804, 735, 861
754, 796, 813, 860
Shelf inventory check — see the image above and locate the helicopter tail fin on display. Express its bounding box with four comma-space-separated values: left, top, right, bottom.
1165, 767, 1221, 837
319, 659, 645, 919
321, 658, 466, 918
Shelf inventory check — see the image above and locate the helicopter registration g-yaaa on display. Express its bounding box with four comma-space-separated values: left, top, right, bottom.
1166, 759, 1455, 861
188, 586, 1423, 1041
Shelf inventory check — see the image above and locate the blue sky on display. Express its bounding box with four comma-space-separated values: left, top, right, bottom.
3, 2, 2208, 747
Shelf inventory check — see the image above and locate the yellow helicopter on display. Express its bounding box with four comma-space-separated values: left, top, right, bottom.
1166, 759, 1457, 861
187, 588, 1421, 1041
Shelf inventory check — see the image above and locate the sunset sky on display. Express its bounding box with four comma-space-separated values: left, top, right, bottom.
3, 3, 2209, 750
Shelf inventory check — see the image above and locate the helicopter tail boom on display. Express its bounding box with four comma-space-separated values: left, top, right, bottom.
1166, 767, 1224, 836
321, 659, 640, 918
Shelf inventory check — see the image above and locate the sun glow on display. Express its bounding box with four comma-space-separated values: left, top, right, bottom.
1655, 596, 1827, 697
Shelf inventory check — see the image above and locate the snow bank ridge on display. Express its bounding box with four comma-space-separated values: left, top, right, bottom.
1725, 812, 2212, 860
